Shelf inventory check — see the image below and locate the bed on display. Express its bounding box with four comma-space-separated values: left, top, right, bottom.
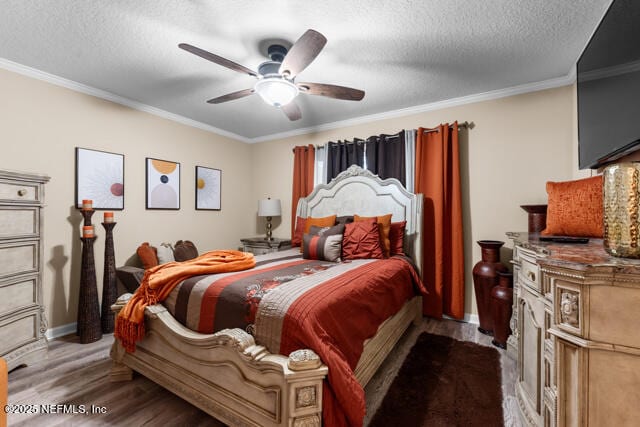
109, 165, 424, 426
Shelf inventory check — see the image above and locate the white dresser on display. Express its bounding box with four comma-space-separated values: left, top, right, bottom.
509, 232, 640, 426
0, 170, 50, 371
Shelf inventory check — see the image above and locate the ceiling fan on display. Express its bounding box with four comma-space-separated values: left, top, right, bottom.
178, 29, 365, 121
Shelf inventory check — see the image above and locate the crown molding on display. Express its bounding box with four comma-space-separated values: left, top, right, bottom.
0, 57, 251, 144
580, 59, 640, 82
250, 71, 576, 143
1, 56, 576, 145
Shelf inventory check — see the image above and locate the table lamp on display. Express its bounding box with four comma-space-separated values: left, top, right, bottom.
258, 198, 281, 240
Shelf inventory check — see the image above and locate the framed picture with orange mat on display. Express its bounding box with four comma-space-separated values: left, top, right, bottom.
146, 158, 180, 210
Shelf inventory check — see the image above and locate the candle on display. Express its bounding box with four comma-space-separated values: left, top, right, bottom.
82, 225, 94, 238
82, 199, 93, 210
104, 212, 114, 223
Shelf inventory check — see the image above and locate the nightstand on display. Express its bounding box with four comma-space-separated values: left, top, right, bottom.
240, 237, 292, 255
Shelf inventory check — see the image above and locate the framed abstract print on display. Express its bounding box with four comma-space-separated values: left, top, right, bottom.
146, 158, 180, 209
195, 166, 221, 210
75, 147, 124, 210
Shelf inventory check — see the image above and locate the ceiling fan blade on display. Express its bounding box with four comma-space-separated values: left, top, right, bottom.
206, 88, 255, 104
179, 43, 258, 78
279, 30, 327, 78
297, 82, 365, 101
281, 101, 302, 121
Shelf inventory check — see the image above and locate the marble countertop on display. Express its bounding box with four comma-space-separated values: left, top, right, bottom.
506, 232, 640, 272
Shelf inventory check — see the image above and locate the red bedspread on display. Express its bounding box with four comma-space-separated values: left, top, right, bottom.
163, 250, 425, 426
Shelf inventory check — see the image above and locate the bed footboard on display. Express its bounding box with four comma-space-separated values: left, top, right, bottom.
110, 299, 327, 427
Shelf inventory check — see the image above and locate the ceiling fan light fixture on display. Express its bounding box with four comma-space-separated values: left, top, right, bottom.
254, 78, 299, 107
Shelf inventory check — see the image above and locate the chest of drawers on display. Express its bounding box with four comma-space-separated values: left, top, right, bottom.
0, 170, 49, 371
509, 232, 640, 426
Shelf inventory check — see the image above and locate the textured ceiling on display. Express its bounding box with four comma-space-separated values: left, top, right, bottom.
0, 0, 612, 142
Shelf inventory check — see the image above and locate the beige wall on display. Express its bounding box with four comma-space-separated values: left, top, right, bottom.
0, 68, 253, 329
1, 64, 583, 326
250, 85, 577, 318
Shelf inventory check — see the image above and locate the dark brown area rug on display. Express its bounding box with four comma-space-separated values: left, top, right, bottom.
370, 332, 503, 427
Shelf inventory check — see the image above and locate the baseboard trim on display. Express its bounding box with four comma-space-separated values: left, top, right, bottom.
45, 322, 77, 340
443, 313, 479, 325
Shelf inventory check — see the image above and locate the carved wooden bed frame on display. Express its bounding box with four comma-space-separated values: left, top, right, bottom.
110, 165, 423, 426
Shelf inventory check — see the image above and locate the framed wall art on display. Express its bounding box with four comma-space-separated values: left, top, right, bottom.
75, 147, 124, 210
196, 166, 221, 210
146, 158, 180, 209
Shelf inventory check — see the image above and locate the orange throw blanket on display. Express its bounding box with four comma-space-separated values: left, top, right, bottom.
115, 250, 255, 352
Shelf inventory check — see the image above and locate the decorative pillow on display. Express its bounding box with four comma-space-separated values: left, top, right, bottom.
303, 232, 344, 262
309, 223, 346, 237
174, 240, 199, 261
300, 215, 337, 252
335, 215, 355, 225
291, 216, 306, 247
541, 175, 603, 237
389, 221, 407, 255
342, 218, 384, 260
156, 242, 175, 264
303, 215, 337, 234
136, 242, 158, 270
354, 213, 392, 257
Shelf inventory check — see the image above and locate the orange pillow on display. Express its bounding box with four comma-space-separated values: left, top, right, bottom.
354, 213, 392, 257
541, 175, 603, 237
136, 242, 159, 269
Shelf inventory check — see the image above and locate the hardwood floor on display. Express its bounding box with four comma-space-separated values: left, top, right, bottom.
7, 318, 522, 426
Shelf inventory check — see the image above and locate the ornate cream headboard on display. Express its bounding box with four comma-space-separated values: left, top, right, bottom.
296, 165, 423, 273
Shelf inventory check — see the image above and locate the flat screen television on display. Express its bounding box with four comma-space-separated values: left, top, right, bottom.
577, 0, 640, 169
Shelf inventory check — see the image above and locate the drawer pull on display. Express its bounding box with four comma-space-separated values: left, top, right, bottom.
527, 271, 536, 282
17, 189, 27, 197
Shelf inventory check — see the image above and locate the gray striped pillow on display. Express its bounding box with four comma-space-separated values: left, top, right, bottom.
302, 233, 343, 262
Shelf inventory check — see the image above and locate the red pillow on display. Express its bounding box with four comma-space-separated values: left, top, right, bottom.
291, 216, 306, 247
542, 175, 603, 237
389, 221, 406, 255
354, 213, 392, 257
342, 218, 384, 260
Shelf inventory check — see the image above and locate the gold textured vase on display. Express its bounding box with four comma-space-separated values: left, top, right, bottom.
603, 162, 640, 258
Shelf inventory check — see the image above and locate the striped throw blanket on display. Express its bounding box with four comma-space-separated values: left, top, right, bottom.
114, 250, 255, 352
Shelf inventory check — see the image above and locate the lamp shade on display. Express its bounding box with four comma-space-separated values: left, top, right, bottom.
258, 198, 281, 217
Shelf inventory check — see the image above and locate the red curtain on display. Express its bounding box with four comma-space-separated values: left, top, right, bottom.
415, 123, 465, 319
291, 145, 315, 238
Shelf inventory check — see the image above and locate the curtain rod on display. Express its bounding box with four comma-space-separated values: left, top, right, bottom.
291, 121, 472, 152
422, 121, 472, 133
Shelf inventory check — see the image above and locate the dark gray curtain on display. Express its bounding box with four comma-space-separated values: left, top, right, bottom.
365, 131, 406, 186
326, 139, 365, 181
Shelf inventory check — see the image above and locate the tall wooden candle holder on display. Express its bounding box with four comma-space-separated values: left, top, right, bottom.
101, 222, 117, 333
77, 209, 102, 344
